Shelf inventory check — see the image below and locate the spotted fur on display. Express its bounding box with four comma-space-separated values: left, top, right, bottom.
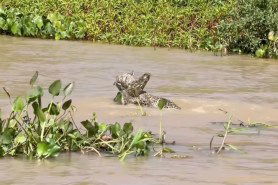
114, 72, 150, 97
127, 92, 181, 109
114, 72, 181, 109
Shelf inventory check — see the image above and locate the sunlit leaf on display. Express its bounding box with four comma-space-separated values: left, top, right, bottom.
268, 31, 275, 41
11, 22, 21, 35
13, 96, 25, 113
158, 99, 167, 110
46, 144, 60, 157
255, 49, 265, 58
63, 83, 74, 97
33, 15, 43, 29
36, 142, 49, 157
110, 122, 122, 138
32, 102, 46, 122
15, 132, 26, 144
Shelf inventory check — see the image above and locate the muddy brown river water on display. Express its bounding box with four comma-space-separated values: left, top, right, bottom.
0, 35, 278, 185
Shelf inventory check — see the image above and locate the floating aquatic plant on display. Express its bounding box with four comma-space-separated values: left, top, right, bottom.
210, 109, 274, 154
0, 72, 156, 160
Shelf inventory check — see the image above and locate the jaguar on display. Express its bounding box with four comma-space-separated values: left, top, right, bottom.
114, 72, 181, 109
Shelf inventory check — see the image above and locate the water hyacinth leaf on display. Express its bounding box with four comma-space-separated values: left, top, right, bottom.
28, 86, 43, 103
30, 71, 38, 86
81, 120, 98, 136
47, 103, 60, 115
60, 121, 73, 133
113, 92, 122, 104
55, 33, 61, 40
11, 22, 21, 35
49, 80, 61, 96
158, 98, 167, 110
110, 122, 122, 138
0, 17, 5, 29
32, 102, 46, 122
268, 31, 275, 41
9, 119, 17, 128
15, 132, 26, 144
62, 99, 72, 110
13, 96, 25, 113
123, 122, 133, 134
46, 144, 60, 157
0, 128, 15, 144
36, 142, 49, 157
255, 48, 266, 58
63, 82, 74, 97
130, 131, 143, 147
98, 123, 108, 133
0, 7, 5, 15
33, 16, 43, 29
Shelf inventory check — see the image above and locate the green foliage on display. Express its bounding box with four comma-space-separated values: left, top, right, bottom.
0, 0, 276, 58
217, 0, 278, 58
48, 80, 62, 96
0, 0, 234, 47
0, 6, 87, 40
0, 72, 155, 159
158, 99, 167, 110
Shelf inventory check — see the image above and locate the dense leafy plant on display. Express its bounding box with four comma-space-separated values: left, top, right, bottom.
0, 72, 155, 159
0, 0, 234, 47
0, 0, 277, 58
217, 0, 278, 58
0, 7, 87, 39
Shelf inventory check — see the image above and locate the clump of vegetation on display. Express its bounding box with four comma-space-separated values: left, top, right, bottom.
0, 6, 87, 39
217, 0, 278, 58
0, 0, 277, 58
0, 1, 232, 49
0, 72, 155, 160
210, 109, 274, 154
153, 99, 176, 158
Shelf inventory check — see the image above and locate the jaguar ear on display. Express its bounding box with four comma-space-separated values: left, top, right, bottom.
130, 71, 134, 75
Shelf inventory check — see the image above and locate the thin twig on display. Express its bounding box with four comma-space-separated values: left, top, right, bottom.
218, 108, 246, 126
209, 136, 214, 150
14, 117, 37, 143
83, 146, 102, 157
69, 111, 82, 134
136, 98, 145, 116
217, 116, 232, 154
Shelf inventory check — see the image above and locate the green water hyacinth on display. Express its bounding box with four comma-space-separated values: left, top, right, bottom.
0, 72, 155, 159
0, 0, 277, 58
0, 6, 87, 39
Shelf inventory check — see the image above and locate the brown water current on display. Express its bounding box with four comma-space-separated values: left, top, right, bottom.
0, 35, 278, 185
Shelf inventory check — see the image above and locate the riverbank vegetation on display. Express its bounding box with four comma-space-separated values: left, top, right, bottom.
0, 0, 277, 57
